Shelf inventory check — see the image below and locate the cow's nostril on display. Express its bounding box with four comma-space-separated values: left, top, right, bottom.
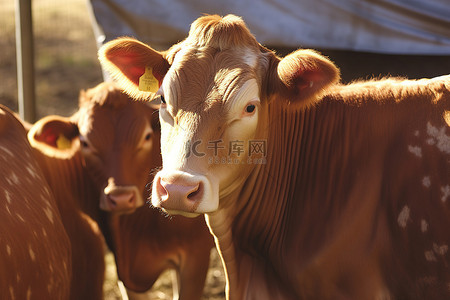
187, 183, 202, 202
157, 178, 169, 200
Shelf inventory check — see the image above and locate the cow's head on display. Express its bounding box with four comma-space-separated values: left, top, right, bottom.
99, 15, 339, 216
28, 82, 161, 214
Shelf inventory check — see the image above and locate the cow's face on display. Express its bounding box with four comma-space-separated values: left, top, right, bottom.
28, 83, 161, 214
98, 15, 339, 216
76, 83, 161, 214
151, 46, 265, 215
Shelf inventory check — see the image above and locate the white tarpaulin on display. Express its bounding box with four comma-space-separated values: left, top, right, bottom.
89, 0, 450, 54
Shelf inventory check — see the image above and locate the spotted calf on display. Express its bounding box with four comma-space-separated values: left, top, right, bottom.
0, 105, 71, 299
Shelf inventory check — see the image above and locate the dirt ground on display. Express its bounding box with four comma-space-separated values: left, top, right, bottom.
0, 0, 225, 299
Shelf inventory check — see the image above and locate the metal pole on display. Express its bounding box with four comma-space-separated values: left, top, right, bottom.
15, 0, 36, 123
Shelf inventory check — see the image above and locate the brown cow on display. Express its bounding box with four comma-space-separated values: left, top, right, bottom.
0, 105, 71, 299
28, 82, 214, 299
98, 15, 450, 300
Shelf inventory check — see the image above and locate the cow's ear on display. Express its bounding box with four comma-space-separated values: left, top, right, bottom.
266, 49, 340, 107
28, 116, 79, 159
98, 38, 170, 101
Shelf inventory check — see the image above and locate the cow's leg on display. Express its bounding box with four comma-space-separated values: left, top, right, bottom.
177, 250, 211, 300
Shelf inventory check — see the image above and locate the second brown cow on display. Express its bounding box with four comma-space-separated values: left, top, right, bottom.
28, 82, 214, 299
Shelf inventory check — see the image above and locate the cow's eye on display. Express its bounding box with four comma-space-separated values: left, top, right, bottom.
153, 94, 166, 105
79, 136, 89, 148
246, 104, 256, 113
144, 133, 152, 141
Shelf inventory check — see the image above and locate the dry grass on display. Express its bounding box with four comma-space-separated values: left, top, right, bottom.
0, 1, 225, 299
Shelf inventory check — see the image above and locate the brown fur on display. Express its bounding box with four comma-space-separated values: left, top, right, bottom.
29, 121, 105, 300
0, 105, 71, 300
186, 15, 259, 50
98, 15, 450, 300
29, 82, 214, 299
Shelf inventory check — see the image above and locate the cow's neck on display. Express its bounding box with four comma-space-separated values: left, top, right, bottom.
207, 91, 401, 298
207, 77, 448, 298
207, 102, 348, 298
34, 149, 100, 218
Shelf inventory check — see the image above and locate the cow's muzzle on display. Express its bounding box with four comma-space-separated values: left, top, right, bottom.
101, 184, 142, 214
152, 170, 218, 216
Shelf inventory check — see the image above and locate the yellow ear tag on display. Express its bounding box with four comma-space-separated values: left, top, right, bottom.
56, 134, 71, 150
138, 67, 159, 92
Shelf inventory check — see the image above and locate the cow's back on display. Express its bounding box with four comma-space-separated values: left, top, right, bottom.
378, 84, 450, 298
287, 78, 450, 298
284, 79, 450, 298
0, 105, 71, 299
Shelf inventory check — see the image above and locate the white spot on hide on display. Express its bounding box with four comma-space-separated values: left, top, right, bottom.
421, 219, 428, 233
433, 243, 448, 256
16, 214, 25, 223
0, 145, 14, 157
5, 203, 11, 215
397, 205, 410, 228
10, 172, 19, 184
41, 193, 50, 204
26, 287, 31, 300
44, 207, 54, 224
425, 250, 437, 262
426, 122, 450, 154
5, 190, 11, 204
43, 186, 51, 198
26, 166, 39, 179
28, 245, 35, 261
414, 130, 420, 137
441, 185, 450, 203
407, 145, 422, 157
422, 176, 431, 188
